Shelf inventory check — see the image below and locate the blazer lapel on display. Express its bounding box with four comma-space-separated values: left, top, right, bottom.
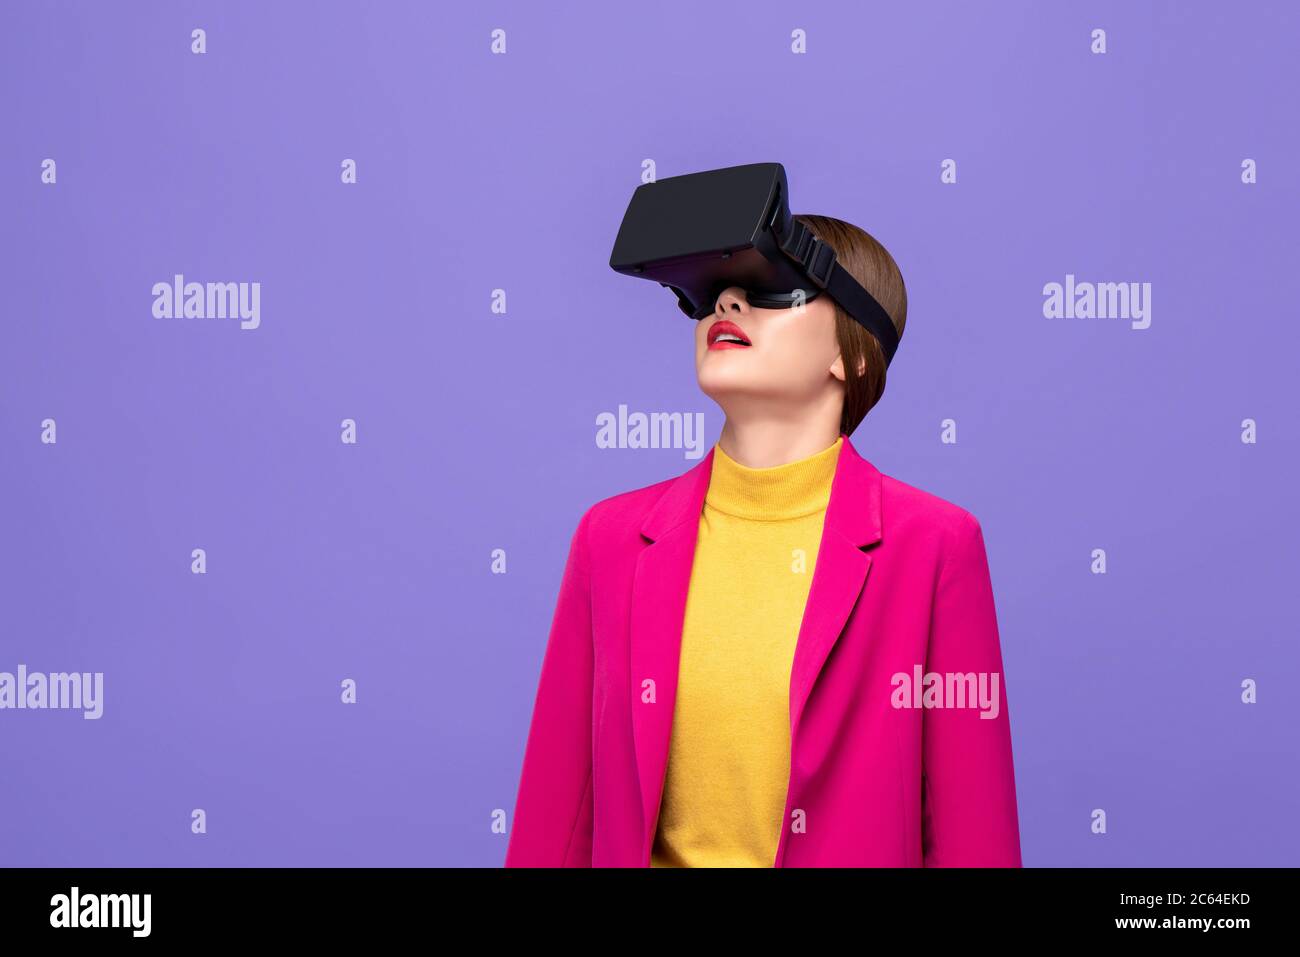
776, 434, 884, 866
629, 449, 714, 864
787, 434, 884, 742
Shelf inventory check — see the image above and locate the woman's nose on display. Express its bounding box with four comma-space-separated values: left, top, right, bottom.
714, 287, 748, 315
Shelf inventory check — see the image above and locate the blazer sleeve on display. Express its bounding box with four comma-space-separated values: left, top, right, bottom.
504, 508, 595, 867
921, 511, 1023, 867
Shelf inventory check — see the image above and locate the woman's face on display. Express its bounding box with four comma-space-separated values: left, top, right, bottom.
695, 286, 845, 410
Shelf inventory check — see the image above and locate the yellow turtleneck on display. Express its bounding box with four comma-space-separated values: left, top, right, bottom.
651, 435, 843, 868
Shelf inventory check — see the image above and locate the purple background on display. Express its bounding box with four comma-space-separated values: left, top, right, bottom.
2, 0, 1297, 867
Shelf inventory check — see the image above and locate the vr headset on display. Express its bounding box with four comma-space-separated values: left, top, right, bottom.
608, 162, 900, 366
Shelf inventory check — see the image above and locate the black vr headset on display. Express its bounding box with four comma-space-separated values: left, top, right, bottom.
608, 162, 900, 366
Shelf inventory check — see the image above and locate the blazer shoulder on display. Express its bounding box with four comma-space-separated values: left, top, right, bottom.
579, 471, 684, 543
879, 472, 983, 542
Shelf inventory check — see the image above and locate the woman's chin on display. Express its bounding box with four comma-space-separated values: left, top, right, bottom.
697, 371, 778, 406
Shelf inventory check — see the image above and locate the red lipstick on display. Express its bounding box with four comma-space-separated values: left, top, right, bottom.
706, 319, 752, 350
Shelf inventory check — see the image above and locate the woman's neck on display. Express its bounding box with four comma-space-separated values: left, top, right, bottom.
716, 416, 843, 469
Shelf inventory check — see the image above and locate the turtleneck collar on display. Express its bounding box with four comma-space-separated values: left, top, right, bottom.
704, 436, 843, 521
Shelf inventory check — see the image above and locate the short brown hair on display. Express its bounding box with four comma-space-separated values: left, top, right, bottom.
792, 214, 907, 435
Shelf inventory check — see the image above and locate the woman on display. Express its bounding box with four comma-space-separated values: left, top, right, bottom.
505, 208, 1022, 868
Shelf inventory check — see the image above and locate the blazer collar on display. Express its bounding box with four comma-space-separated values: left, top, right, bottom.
640, 431, 883, 548
630, 432, 884, 865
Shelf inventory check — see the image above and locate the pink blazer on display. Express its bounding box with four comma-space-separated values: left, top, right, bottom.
505, 433, 1022, 867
